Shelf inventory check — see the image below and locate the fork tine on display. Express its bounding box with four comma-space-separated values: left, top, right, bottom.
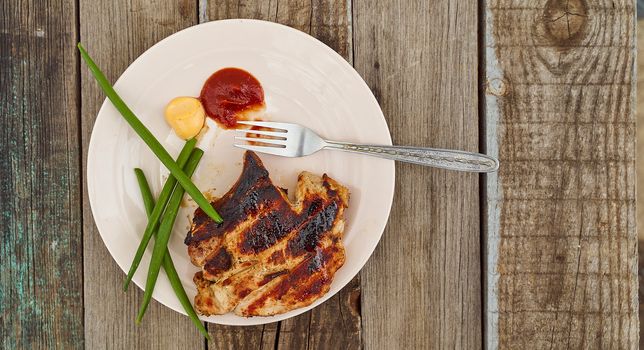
237, 120, 292, 130
234, 136, 287, 146
234, 144, 290, 156
234, 128, 286, 138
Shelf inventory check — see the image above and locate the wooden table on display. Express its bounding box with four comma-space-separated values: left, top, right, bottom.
1, 0, 637, 348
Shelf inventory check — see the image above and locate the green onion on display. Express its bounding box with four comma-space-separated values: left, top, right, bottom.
137, 148, 204, 324
124, 138, 196, 291
134, 168, 155, 213
77, 43, 222, 224
134, 169, 210, 340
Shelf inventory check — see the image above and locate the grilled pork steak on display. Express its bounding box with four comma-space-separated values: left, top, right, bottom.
186, 151, 349, 316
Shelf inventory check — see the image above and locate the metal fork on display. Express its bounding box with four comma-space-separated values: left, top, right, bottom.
234, 121, 499, 173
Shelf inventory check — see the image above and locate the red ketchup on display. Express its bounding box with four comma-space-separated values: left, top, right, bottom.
199, 68, 265, 128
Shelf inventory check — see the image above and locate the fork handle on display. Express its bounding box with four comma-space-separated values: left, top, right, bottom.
323, 141, 499, 173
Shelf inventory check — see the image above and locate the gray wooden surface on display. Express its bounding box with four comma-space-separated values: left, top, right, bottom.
636, 18, 644, 350
1, 0, 638, 349
484, 0, 638, 348
354, 0, 482, 348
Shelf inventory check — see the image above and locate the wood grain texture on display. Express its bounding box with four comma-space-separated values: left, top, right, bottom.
484, 0, 638, 348
79, 1, 205, 348
205, 1, 359, 349
354, 0, 482, 349
0, 0, 84, 348
637, 18, 644, 350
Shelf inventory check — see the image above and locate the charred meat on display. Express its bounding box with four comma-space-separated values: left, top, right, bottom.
186, 151, 349, 316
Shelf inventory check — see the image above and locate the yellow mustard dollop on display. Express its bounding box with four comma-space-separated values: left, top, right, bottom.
164, 97, 205, 140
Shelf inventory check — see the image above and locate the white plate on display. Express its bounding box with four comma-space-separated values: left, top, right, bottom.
87, 19, 395, 326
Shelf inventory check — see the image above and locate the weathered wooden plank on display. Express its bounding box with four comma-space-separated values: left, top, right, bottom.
204, 322, 277, 350
637, 18, 644, 350
207, 0, 278, 23
354, 0, 481, 349
79, 1, 205, 348
484, 0, 638, 348
204, 1, 358, 349
0, 0, 84, 348
276, 277, 361, 350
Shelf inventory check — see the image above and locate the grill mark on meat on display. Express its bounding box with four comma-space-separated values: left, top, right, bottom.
207, 259, 256, 283
259, 270, 288, 286
238, 197, 338, 254
308, 251, 323, 273
203, 247, 232, 276
187, 181, 280, 244
239, 209, 291, 254
243, 247, 334, 315
322, 175, 338, 198
238, 288, 252, 298
186, 152, 280, 244
287, 200, 338, 255
300, 276, 329, 301
268, 250, 285, 264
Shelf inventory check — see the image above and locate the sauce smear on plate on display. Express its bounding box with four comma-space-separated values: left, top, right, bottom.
200, 68, 265, 128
